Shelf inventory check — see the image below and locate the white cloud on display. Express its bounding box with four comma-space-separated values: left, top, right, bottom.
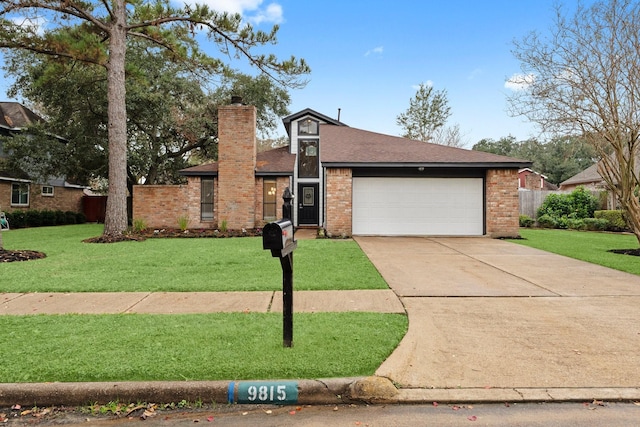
250, 3, 283, 25
365, 46, 384, 56
505, 73, 534, 91
191, 0, 283, 24
467, 68, 482, 80
11, 16, 47, 35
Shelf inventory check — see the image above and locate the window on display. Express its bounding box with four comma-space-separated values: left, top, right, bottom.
11, 183, 29, 206
298, 118, 319, 135
42, 185, 54, 196
201, 178, 214, 221
263, 180, 277, 219
298, 139, 319, 178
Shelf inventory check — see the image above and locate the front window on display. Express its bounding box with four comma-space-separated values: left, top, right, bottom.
201, 178, 214, 221
263, 180, 277, 219
42, 185, 54, 196
298, 118, 319, 135
11, 183, 29, 206
298, 139, 319, 178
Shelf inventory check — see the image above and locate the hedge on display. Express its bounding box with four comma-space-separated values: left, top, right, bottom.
5, 209, 86, 229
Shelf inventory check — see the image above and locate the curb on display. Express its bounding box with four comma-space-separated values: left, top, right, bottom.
2, 377, 640, 407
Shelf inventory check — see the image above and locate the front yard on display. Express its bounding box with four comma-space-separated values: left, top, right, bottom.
0, 225, 406, 383
509, 228, 640, 275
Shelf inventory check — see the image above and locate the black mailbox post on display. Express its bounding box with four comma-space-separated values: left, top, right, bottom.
262, 190, 297, 347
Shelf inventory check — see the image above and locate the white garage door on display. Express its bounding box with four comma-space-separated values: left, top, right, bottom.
352, 177, 484, 236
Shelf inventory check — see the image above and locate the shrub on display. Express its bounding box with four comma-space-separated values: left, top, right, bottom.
537, 214, 557, 228
536, 186, 599, 229
177, 215, 189, 231
583, 217, 610, 231
76, 212, 87, 224
40, 210, 56, 226
25, 210, 42, 227
519, 214, 534, 227
54, 210, 66, 225
566, 218, 586, 230
6, 210, 26, 228
594, 210, 627, 231
65, 211, 78, 224
132, 218, 148, 232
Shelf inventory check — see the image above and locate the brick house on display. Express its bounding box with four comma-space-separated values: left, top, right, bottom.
133, 101, 531, 237
0, 102, 86, 215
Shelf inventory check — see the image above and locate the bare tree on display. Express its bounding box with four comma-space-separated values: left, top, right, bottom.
509, 0, 640, 243
431, 123, 467, 148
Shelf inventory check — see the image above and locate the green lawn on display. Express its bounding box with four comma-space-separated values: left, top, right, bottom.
1, 224, 406, 384
509, 228, 640, 275
1, 224, 388, 292
0, 312, 407, 383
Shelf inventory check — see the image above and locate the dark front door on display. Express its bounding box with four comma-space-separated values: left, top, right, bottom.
298, 183, 319, 225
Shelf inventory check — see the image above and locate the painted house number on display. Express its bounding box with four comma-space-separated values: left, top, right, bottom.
232, 381, 298, 404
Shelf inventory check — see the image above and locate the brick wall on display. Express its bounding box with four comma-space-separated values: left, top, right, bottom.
217, 104, 257, 230
132, 185, 189, 229
486, 169, 520, 238
325, 168, 352, 237
0, 182, 83, 213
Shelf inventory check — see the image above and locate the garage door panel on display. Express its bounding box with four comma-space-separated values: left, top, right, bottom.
352, 178, 483, 236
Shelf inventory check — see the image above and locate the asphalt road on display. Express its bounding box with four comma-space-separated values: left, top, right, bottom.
3, 402, 639, 426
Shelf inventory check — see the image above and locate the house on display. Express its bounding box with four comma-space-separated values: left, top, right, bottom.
0, 102, 86, 214
133, 100, 531, 237
559, 162, 617, 209
518, 168, 558, 191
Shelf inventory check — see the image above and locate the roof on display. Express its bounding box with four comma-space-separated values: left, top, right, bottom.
319, 124, 531, 168
281, 108, 347, 136
559, 163, 601, 187
180, 146, 295, 177
0, 102, 43, 130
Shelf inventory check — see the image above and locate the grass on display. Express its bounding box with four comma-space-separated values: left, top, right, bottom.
509, 228, 640, 275
0, 312, 407, 383
1, 224, 406, 383
1, 224, 388, 292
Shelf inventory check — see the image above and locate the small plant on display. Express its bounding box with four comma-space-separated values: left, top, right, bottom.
132, 218, 148, 233
519, 214, 534, 228
177, 215, 189, 231
220, 219, 228, 232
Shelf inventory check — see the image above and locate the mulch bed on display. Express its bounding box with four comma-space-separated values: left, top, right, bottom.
0, 249, 47, 263
608, 248, 640, 256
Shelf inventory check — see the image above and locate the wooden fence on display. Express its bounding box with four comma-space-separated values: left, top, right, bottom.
519, 190, 570, 218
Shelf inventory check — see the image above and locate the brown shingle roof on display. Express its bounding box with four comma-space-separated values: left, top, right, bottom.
180, 146, 295, 176
320, 124, 530, 167
559, 163, 601, 187
0, 102, 43, 129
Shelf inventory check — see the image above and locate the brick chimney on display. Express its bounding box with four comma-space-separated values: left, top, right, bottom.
217, 98, 257, 230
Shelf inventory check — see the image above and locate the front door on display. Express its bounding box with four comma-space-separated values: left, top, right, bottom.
297, 183, 319, 225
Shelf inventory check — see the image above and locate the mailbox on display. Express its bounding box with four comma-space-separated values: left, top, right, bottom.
263, 219, 295, 255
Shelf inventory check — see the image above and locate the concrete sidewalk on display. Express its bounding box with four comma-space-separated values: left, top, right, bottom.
2, 236, 640, 406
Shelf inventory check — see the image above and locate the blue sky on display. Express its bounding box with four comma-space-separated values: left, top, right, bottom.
0, 0, 584, 146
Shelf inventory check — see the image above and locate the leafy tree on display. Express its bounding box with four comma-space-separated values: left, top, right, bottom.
0, 0, 309, 238
3, 42, 293, 191
509, 0, 640, 243
396, 83, 451, 143
472, 135, 595, 185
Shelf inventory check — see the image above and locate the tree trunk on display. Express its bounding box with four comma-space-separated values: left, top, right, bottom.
0, 228, 3, 251
103, 0, 129, 236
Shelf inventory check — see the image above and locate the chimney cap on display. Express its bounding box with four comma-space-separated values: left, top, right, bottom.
230, 95, 243, 105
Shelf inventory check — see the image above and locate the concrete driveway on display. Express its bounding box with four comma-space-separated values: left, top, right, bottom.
355, 236, 640, 391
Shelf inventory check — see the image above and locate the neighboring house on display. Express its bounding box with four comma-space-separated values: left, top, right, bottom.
559, 163, 603, 192
518, 168, 558, 191
0, 102, 86, 214
559, 162, 617, 209
133, 101, 531, 237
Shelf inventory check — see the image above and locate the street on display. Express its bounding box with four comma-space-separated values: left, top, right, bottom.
3, 402, 639, 426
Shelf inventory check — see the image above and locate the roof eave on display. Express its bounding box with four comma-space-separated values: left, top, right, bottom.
321, 161, 533, 169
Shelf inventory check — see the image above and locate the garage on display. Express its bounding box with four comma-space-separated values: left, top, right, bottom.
352, 177, 484, 236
